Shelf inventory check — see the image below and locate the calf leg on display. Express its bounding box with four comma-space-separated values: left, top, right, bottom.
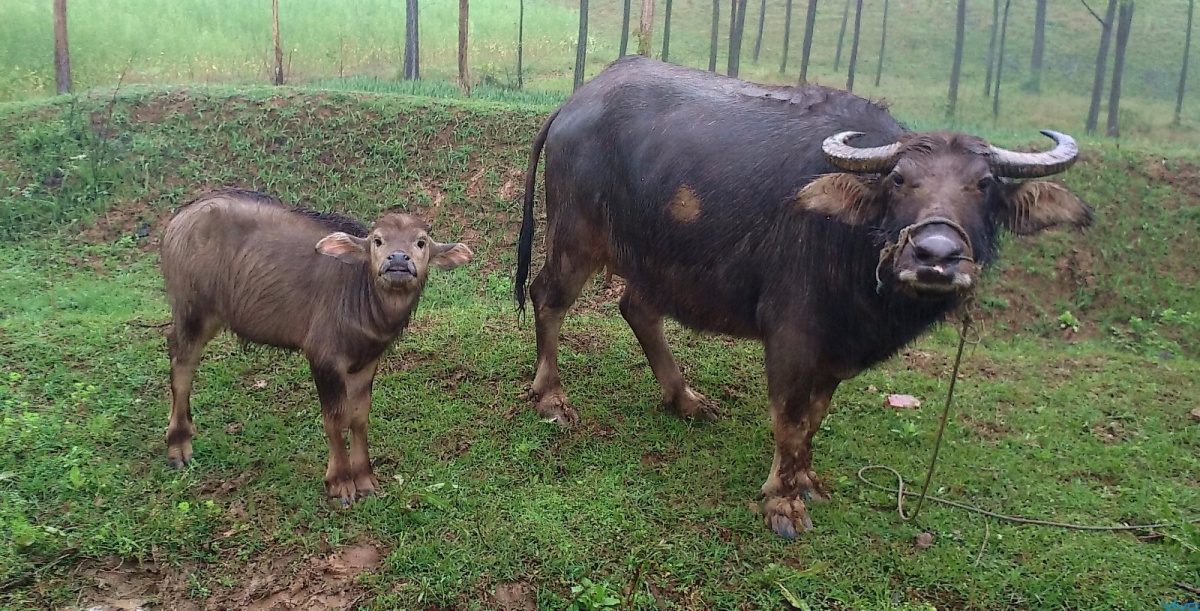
528, 249, 601, 426
759, 338, 841, 537
346, 360, 380, 498
165, 312, 220, 468
310, 360, 357, 506
618, 287, 719, 420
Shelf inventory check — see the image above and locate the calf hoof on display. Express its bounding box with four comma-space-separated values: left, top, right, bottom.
533, 392, 579, 427
354, 472, 381, 499
762, 496, 814, 539
326, 479, 360, 507
166, 442, 193, 469
673, 387, 721, 422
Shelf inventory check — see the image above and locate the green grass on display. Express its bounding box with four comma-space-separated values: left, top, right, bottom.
3, 0, 1200, 142
1, 87, 1198, 609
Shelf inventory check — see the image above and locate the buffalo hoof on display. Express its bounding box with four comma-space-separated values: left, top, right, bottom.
673, 387, 721, 422
326, 479, 361, 508
166, 442, 193, 469
762, 496, 814, 539
167, 456, 192, 469
354, 472, 381, 499
533, 391, 579, 427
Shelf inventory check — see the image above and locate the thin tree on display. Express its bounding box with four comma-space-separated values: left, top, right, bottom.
753, 0, 768, 62
53, 0, 72, 94
798, 0, 819, 84
984, 0, 999, 96
574, 0, 589, 90
638, 0, 655, 56
834, 0, 851, 71
459, 0, 470, 95
729, 0, 748, 76
1106, 1, 1134, 137
874, 0, 889, 87
517, 0, 524, 88
403, 0, 420, 80
620, 0, 633, 56
710, 0, 721, 71
1176, 0, 1195, 125
946, 0, 967, 118
993, 0, 1012, 115
662, 0, 674, 61
272, 0, 283, 85
781, 0, 795, 73
846, 0, 864, 91
1029, 0, 1047, 92
1086, 0, 1118, 135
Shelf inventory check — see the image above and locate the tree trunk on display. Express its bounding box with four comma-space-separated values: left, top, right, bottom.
620, 0, 633, 56
798, 0, 818, 84
1086, 0, 1118, 135
516, 0, 523, 88
780, 0, 794, 73
874, 0, 889, 87
458, 0, 470, 95
272, 0, 283, 85
984, 0, 998, 96
753, 0, 767, 62
1176, 0, 1195, 125
846, 0, 863, 91
1029, 0, 1047, 92
1107, 1, 1134, 137
834, 0, 850, 71
574, 0, 589, 90
993, 0, 1011, 115
946, 0, 966, 118
403, 0, 420, 80
710, 0, 721, 71
662, 0, 674, 61
53, 0, 72, 94
729, 0, 747, 75
638, 0, 655, 57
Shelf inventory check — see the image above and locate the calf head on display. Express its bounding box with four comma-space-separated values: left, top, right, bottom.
315, 212, 473, 291
797, 130, 1093, 297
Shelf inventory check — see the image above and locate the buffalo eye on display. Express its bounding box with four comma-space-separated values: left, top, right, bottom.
416, 239, 426, 249
891, 172, 905, 187
977, 176, 994, 191
373, 237, 383, 247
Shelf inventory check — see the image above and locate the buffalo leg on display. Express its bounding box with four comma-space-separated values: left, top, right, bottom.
528, 249, 600, 426
310, 360, 357, 505
165, 313, 220, 468
618, 287, 719, 420
760, 338, 841, 537
346, 360, 380, 498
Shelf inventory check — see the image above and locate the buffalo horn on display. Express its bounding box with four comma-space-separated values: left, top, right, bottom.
822, 131, 903, 173
988, 130, 1079, 178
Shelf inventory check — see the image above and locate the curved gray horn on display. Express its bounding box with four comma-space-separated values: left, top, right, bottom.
822, 131, 903, 173
988, 130, 1079, 178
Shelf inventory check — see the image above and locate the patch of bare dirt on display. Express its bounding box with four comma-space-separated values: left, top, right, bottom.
900, 349, 950, 377
1091, 419, 1147, 444
490, 581, 536, 610
76, 198, 169, 250
73, 542, 384, 611
959, 414, 1011, 442
1145, 157, 1200, 209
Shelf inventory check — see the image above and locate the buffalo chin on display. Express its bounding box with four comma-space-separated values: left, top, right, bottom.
380, 270, 418, 287
895, 269, 973, 297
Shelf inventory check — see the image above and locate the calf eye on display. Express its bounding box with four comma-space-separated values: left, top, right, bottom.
416, 239, 426, 249
373, 237, 383, 247
891, 172, 905, 186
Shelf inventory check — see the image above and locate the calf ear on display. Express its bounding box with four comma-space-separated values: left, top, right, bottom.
794, 173, 882, 225
430, 242, 473, 270
1000, 181, 1094, 235
316, 232, 369, 264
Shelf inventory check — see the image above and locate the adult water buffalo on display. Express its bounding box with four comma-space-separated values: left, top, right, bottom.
161, 189, 472, 505
513, 57, 1092, 538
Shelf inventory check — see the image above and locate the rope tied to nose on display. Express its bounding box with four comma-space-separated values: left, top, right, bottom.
874, 216, 976, 294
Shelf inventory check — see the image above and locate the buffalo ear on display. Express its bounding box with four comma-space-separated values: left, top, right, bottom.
1000, 181, 1094, 235
430, 242, 473, 270
794, 173, 882, 225
316, 232, 369, 264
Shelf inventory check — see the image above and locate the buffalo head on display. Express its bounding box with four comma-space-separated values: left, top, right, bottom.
316, 212, 473, 290
796, 130, 1093, 296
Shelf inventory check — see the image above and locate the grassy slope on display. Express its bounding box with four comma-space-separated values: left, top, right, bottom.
3, 0, 1200, 141
0, 88, 1197, 609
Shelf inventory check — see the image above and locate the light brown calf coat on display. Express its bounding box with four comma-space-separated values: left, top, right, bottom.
160, 189, 471, 504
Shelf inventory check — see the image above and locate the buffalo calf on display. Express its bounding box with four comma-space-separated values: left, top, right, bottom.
160, 189, 472, 504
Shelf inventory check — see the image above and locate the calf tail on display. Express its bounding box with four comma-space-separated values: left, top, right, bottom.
514, 108, 560, 315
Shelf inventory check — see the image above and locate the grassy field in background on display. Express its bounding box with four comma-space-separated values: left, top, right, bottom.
2, 0, 1200, 140
0, 86, 1198, 609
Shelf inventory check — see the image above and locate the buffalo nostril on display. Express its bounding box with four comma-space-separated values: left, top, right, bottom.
913, 235, 963, 265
